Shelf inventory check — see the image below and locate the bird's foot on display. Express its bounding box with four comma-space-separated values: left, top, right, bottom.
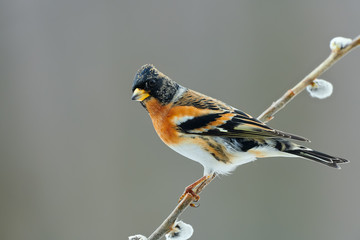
178, 187, 200, 207
178, 174, 216, 207
178, 175, 210, 207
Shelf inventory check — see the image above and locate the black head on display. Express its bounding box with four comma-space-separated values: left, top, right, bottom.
131, 64, 180, 104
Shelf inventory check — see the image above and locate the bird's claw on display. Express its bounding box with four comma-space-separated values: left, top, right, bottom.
190, 202, 200, 208
178, 188, 201, 207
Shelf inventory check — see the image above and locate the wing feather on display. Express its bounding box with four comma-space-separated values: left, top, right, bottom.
174, 92, 309, 142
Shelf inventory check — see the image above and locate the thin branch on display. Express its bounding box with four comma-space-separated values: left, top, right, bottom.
147, 174, 215, 240
147, 194, 193, 240
130, 35, 360, 240
258, 35, 360, 123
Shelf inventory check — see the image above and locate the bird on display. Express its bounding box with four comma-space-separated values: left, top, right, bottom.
131, 64, 348, 202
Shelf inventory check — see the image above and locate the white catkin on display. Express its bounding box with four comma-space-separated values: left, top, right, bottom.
165, 221, 194, 240
128, 234, 148, 240
306, 79, 333, 99
330, 37, 352, 50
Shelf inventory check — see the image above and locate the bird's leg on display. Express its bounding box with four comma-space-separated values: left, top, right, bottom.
178, 173, 216, 207
197, 173, 217, 192
179, 175, 208, 202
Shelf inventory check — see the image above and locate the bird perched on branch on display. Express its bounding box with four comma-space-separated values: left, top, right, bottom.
131, 64, 348, 201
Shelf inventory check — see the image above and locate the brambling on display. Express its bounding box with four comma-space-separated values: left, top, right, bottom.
131, 64, 348, 201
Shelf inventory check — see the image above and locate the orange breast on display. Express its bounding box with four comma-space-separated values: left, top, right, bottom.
144, 98, 179, 145
144, 98, 215, 145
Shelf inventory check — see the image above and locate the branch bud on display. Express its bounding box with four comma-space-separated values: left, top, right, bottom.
129, 234, 148, 240
306, 79, 333, 99
165, 220, 194, 240
330, 37, 352, 51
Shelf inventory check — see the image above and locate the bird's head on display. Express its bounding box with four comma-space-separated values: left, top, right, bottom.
131, 64, 180, 105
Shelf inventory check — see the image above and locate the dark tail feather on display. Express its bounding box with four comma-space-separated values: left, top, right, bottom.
285, 148, 349, 169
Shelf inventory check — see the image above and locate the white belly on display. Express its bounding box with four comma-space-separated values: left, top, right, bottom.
169, 143, 257, 175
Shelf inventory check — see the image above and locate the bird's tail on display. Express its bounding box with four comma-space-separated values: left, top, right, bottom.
285, 146, 349, 169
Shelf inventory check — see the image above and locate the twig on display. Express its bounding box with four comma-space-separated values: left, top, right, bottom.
258, 35, 360, 123
147, 174, 215, 240
147, 194, 193, 240
131, 35, 360, 240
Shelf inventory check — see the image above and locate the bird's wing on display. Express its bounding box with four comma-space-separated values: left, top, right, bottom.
174, 91, 309, 142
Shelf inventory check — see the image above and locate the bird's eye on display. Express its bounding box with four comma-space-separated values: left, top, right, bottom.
147, 79, 156, 88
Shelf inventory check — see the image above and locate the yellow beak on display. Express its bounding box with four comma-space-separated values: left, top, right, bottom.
131, 88, 150, 101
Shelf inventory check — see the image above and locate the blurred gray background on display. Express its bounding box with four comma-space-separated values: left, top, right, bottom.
1, 1, 359, 240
